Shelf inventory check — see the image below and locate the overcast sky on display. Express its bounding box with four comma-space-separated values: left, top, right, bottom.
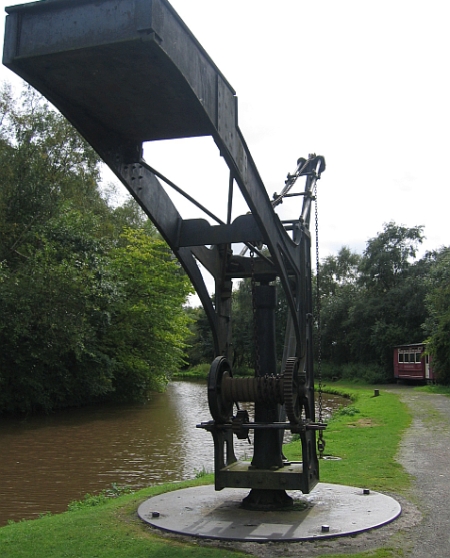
1, 0, 449, 266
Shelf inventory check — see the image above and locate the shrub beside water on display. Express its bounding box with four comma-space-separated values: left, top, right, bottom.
175, 361, 390, 384
318, 361, 390, 384
67, 485, 134, 512
174, 363, 253, 380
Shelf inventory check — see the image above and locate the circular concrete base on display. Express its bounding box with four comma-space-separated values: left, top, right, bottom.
138, 483, 401, 541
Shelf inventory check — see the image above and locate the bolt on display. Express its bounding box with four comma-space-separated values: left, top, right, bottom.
321, 525, 330, 533
151, 511, 160, 518
363, 489, 370, 495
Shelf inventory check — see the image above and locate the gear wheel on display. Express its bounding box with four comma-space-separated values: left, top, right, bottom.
207, 356, 233, 423
283, 357, 301, 424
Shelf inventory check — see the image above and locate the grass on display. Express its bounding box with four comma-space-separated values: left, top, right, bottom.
414, 383, 450, 396
172, 363, 210, 379
0, 383, 412, 558
173, 364, 253, 380
0, 477, 244, 558
285, 384, 411, 493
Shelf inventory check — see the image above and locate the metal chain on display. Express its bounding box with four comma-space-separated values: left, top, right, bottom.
314, 183, 326, 458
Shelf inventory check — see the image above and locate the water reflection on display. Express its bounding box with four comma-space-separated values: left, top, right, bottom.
0, 381, 346, 525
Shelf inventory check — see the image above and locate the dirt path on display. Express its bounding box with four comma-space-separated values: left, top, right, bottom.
391, 387, 450, 557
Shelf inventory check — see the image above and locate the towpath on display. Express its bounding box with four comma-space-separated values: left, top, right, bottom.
391, 387, 450, 557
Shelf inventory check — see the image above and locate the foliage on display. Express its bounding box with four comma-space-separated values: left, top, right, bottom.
0, 84, 193, 413
333, 404, 360, 417
174, 362, 211, 379
183, 305, 214, 367
174, 362, 253, 380
318, 361, 388, 384
318, 222, 430, 375
193, 466, 211, 478
67, 484, 134, 512
0, 84, 103, 267
414, 384, 450, 396
358, 222, 424, 292
423, 247, 450, 383
0, 209, 117, 412
104, 228, 193, 400
317, 247, 362, 364
230, 278, 254, 370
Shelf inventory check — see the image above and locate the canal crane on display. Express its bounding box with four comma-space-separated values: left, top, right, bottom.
3, 0, 326, 510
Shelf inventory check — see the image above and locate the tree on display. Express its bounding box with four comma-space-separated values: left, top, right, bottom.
318, 247, 361, 364
316, 224, 430, 377
231, 279, 254, 372
0, 209, 117, 413
104, 228, 193, 399
345, 222, 428, 371
184, 305, 214, 367
0, 84, 104, 267
358, 222, 424, 292
320, 247, 361, 298
424, 247, 450, 384
0, 85, 195, 412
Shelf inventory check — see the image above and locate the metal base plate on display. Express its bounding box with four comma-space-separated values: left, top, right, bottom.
138, 483, 401, 541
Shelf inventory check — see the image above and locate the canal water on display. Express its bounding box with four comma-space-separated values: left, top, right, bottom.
0, 381, 346, 526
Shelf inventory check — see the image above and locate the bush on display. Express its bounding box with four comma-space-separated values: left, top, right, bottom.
174, 363, 210, 379
317, 361, 390, 384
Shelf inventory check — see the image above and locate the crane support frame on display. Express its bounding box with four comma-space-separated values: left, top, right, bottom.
3, 0, 326, 502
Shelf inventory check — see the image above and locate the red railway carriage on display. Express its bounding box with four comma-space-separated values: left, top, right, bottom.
393, 343, 434, 382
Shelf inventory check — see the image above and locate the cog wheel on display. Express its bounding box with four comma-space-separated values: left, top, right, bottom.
283, 357, 301, 424
207, 356, 233, 423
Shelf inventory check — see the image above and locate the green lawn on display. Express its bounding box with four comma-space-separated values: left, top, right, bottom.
0, 478, 244, 558
285, 385, 411, 493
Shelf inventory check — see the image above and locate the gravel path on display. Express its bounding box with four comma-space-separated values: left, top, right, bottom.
392, 387, 450, 557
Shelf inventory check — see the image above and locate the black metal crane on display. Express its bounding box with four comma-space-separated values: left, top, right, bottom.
3, 0, 326, 510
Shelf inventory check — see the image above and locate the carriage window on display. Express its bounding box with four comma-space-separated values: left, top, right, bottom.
398, 353, 404, 362
415, 353, 421, 363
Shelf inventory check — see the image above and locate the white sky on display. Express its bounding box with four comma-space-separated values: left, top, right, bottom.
1, 0, 449, 267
